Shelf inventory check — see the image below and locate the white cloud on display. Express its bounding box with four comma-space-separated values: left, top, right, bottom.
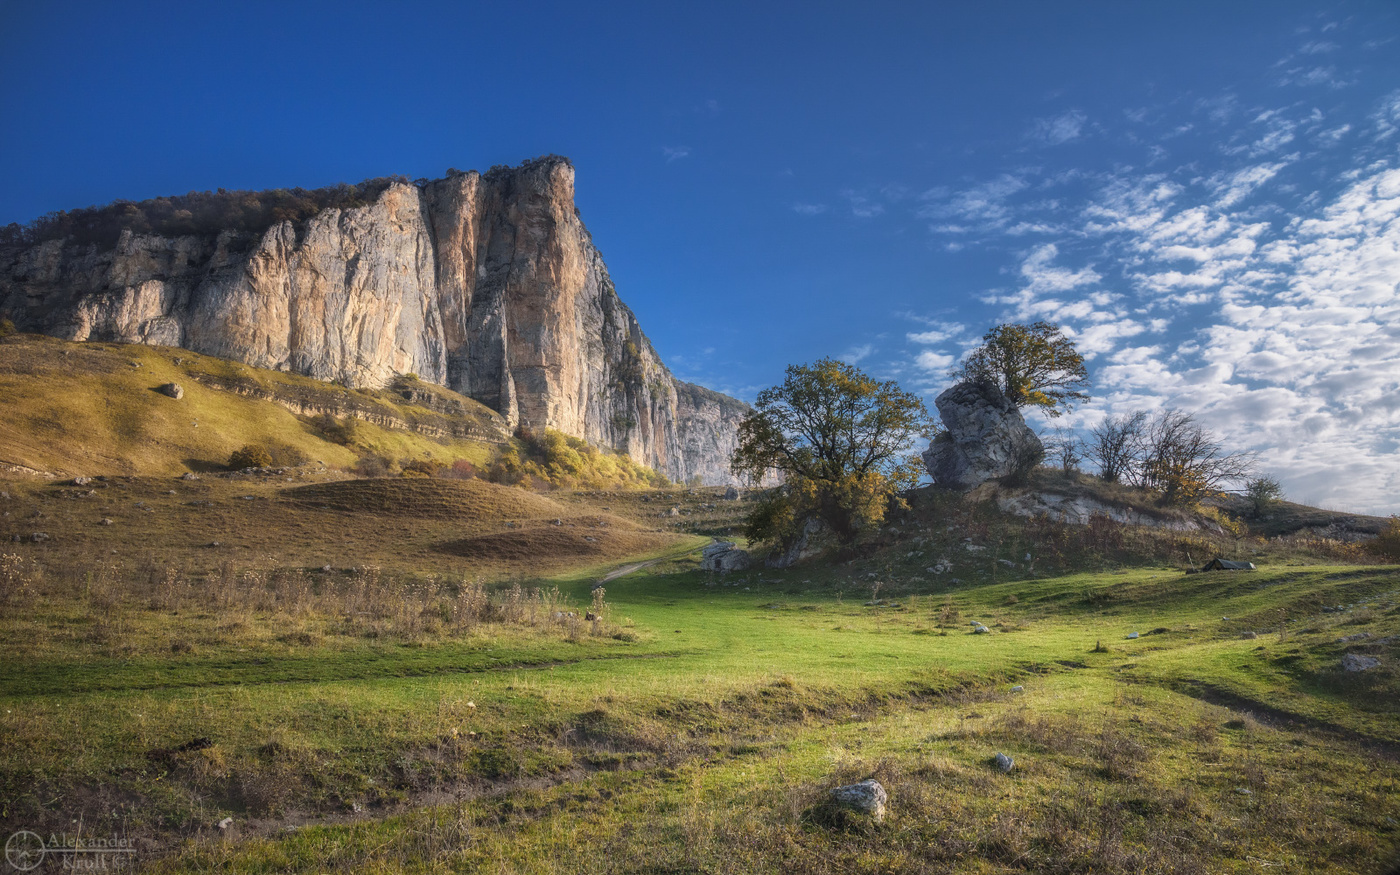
1030, 110, 1088, 145
840, 344, 874, 364
914, 350, 954, 372
792, 203, 828, 216
662, 146, 691, 162
1210, 161, 1289, 208
906, 321, 964, 345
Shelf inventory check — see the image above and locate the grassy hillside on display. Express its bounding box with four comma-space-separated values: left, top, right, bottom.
0, 333, 505, 478
0, 468, 1396, 873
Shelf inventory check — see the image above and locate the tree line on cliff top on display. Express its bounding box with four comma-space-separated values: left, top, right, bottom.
733, 321, 1267, 550
0, 177, 411, 251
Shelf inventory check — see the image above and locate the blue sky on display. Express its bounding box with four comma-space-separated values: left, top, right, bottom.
2, 1, 1399, 513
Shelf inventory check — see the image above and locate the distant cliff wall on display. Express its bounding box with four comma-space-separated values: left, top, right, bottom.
0, 158, 747, 484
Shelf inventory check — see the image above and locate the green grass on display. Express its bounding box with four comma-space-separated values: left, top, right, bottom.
1, 535, 1397, 872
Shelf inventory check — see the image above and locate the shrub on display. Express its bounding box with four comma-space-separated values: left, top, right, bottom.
440, 459, 478, 480
310, 413, 358, 446
1367, 516, 1400, 562
488, 428, 670, 490
265, 442, 310, 467
354, 453, 394, 478
229, 444, 274, 470
401, 459, 442, 478
0, 317, 15, 338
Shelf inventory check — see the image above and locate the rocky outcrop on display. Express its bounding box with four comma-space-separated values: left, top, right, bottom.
995, 491, 1207, 532
923, 380, 1043, 490
700, 540, 752, 573
0, 158, 745, 484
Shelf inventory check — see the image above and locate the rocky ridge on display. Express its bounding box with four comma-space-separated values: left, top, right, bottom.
0, 157, 745, 484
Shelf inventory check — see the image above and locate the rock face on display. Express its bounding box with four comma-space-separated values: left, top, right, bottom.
923, 380, 1043, 491
0, 157, 746, 484
995, 491, 1207, 532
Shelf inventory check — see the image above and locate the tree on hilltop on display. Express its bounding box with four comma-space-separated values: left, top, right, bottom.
952, 321, 1089, 417
732, 359, 935, 545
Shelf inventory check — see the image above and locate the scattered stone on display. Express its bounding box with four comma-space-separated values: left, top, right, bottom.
829, 779, 888, 822
217, 817, 234, 831
667, 506, 680, 517
997, 558, 1016, 568
157, 382, 185, 399
551, 518, 562, 526
992, 752, 1015, 773
1235, 787, 1252, 796
1241, 631, 1258, 640
583, 536, 598, 543
1010, 685, 1024, 693
973, 624, 991, 635
1342, 653, 1380, 672
1126, 632, 1139, 639
964, 542, 986, 553
99, 518, 113, 526
72, 476, 92, 486
321, 565, 333, 573
29, 532, 50, 542
723, 486, 740, 500
207, 541, 221, 548
1337, 632, 1371, 643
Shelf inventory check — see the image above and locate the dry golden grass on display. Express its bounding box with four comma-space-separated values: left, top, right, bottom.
0, 333, 502, 478
283, 477, 575, 521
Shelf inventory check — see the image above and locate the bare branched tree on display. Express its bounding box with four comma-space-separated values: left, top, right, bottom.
1046, 426, 1084, 473
1087, 410, 1148, 484
1138, 409, 1255, 505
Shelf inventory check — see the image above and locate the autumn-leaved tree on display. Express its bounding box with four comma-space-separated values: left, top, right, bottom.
732, 359, 935, 545
953, 321, 1089, 417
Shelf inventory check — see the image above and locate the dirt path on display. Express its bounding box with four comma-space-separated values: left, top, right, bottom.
597, 558, 664, 583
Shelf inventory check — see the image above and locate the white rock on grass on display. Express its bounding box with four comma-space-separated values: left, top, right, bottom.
830, 779, 888, 822
1342, 653, 1381, 672
993, 752, 1015, 773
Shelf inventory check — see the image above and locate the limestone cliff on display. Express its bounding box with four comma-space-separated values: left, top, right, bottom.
0, 157, 747, 484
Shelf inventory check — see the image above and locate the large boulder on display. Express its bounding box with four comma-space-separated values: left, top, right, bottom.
701, 541, 752, 573
923, 381, 1043, 491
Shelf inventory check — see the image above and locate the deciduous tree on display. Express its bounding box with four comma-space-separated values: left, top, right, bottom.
732, 359, 934, 544
952, 321, 1089, 417
1138, 410, 1254, 506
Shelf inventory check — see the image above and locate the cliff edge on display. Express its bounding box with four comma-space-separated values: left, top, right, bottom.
0, 157, 747, 484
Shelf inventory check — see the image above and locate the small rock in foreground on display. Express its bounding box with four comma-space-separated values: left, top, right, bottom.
830, 779, 888, 822
993, 752, 1015, 773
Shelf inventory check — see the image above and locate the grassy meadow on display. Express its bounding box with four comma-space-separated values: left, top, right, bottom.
0, 470, 1397, 873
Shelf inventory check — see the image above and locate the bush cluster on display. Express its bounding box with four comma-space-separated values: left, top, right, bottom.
488, 427, 670, 490
228, 444, 274, 470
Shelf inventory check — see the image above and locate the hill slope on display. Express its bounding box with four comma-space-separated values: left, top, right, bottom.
0, 333, 507, 478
